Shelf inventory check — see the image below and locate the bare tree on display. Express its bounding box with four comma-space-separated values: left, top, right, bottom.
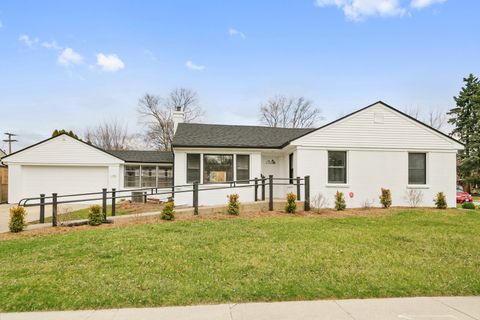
137, 88, 203, 151
404, 106, 421, 120
404, 106, 448, 132
426, 109, 447, 131
85, 119, 130, 150
166, 88, 204, 122
138, 94, 173, 151
259, 95, 322, 128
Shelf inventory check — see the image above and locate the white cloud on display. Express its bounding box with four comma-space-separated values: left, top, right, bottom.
228, 28, 246, 39
57, 48, 83, 66
185, 60, 206, 71
96, 53, 125, 72
410, 0, 446, 9
41, 40, 61, 50
315, 0, 446, 21
18, 34, 39, 47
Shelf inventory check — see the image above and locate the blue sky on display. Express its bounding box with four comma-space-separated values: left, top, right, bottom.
0, 0, 479, 150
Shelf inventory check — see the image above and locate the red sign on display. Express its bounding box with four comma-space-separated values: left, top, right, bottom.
349, 192, 354, 198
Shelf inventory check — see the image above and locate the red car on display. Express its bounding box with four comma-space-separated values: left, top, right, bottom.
457, 186, 473, 203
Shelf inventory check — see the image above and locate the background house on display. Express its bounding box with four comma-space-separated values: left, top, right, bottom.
1, 136, 173, 203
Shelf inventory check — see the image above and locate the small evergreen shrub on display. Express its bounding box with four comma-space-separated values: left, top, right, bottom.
88, 205, 103, 226
161, 202, 175, 220
285, 192, 297, 213
335, 191, 346, 211
434, 192, 448, 209
9, 206, 27, 233
227, 194, 240, 215
379, 188, 392, 208
462, 201, 476, 210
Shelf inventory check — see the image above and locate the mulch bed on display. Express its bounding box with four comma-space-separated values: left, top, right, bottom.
0, 207, 445, 241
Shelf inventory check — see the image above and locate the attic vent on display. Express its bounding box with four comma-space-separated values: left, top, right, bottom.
374, 112, 384, 124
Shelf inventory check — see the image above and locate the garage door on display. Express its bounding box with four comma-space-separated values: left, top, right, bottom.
21, 165, 109, 199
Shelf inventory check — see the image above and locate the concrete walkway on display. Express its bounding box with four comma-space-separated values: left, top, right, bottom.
0, 203, 89, 233
1, 297, 479, 320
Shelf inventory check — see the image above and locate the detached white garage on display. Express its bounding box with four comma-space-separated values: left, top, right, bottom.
1, 134, 124, 203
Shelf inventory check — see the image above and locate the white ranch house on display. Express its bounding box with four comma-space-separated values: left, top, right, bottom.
1, 101, 463, 208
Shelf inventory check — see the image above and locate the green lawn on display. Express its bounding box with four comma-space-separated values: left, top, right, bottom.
1, 209, 480, 312
42, 205, 129, 223
39, 203, 164, 224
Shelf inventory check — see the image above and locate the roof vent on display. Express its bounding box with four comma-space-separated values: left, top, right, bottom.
374, 112, 384, 124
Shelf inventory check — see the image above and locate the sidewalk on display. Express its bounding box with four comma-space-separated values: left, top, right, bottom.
1, 296, 479, 320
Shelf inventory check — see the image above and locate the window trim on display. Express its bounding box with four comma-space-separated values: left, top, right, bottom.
236, 154, 250, 184
289, 153, 294, 184
124, 164, 173, 189
186, 153, 201, 184
327, 150, 348, 185
408, 152, 428, 186
203, 153, 234, 184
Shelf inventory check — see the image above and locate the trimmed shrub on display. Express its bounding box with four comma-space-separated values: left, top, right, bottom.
462, 201, 476, 210
379, 188, 392, 208
434, 192, 448, 209
335, 191, 346, 211
88, 205, 103, 226
285, 192, 297, 214
161, 202, 175, 220
227, 194, 240, 215
9, 206, 27, 233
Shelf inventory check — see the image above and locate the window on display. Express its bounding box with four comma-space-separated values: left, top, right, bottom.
158, 167, 173, 188
236, 155, 250, 182
289, 153, 294, 184
328, 151, 347, 184
141, 166, 157, 187
125, 166, 141, 188
408, 153, 426, 185
187, 154, 201, 183
203, 154, 233, 183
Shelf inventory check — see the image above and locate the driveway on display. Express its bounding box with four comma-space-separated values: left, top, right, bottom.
0, 203, 89, 233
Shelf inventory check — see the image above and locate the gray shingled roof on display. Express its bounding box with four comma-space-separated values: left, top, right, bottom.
172, 123, 315, 149
107, 150, 173, 163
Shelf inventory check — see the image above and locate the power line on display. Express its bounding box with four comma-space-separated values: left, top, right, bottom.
3, 133, 18, 154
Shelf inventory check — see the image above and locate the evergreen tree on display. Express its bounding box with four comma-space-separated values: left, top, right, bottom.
51, 129, 79, 140
448, 74, 480, 191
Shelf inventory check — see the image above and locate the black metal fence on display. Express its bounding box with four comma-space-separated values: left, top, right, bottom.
18, 175, 310, 227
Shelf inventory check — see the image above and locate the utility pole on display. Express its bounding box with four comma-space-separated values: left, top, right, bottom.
3, 133, 18, 154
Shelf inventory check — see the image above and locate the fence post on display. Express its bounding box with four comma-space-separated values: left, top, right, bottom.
296, 177, 301, 201
143, 192, 147, 204
254, 178, 258, 202
52, 193, 58, 227
304, 175, 310, 211
262, 176, 266, 201
193, 181, 199, 215
39, 194, 45, 224
102, 188, 107, 221
111, 188, 116, 217
268, 175, 274, 211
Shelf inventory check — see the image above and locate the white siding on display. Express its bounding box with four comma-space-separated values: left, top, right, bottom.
292, 103, 462, 151
296, 148, 457, 208
173, 148, 262, 206
3, 135, 123, 165
4, 135, 124, 203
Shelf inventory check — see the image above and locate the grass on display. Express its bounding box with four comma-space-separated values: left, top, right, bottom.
39, 202, 164, 223
1, 208, 480, 312
473, 196, 480, 201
